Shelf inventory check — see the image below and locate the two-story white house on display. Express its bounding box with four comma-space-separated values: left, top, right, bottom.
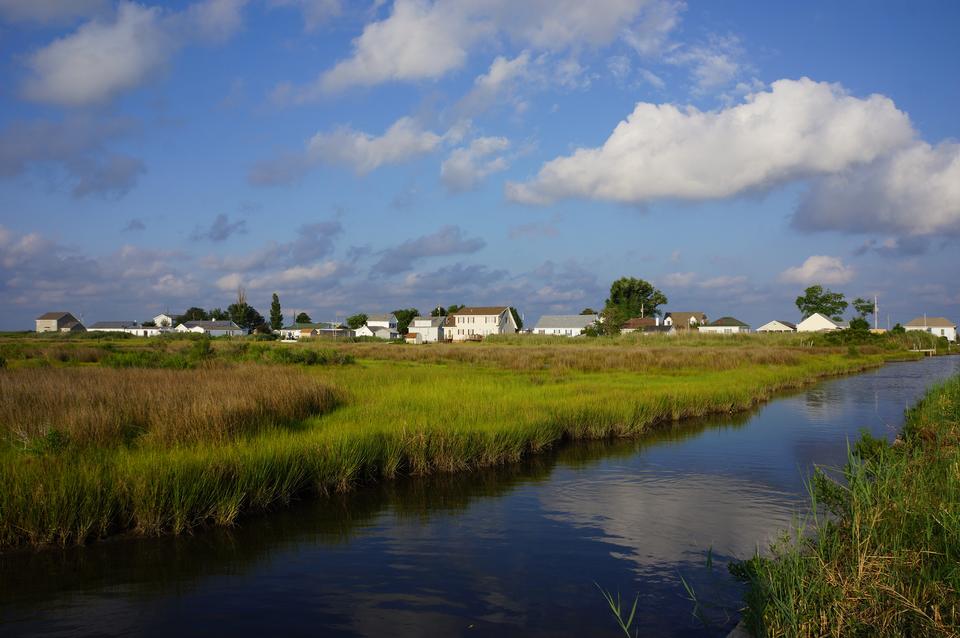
365, 314, 398, 331
796, 313, 848, 332
904, 316, 957, 342
152, 313, 180, 328
406, 316, 446, 343
533, 314, 597, 336
445, 307, 518, 341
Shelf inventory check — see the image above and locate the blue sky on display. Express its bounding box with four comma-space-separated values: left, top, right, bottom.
1, 0, 958, 329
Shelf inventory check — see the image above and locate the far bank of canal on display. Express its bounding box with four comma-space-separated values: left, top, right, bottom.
2, 356, 958, 638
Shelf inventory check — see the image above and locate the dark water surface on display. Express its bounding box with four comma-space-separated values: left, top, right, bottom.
3, 357, 959, 637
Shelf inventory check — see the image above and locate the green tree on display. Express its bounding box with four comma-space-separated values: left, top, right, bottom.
179, 307, 208, 322
580, 307, 597, 315
891, 323, 906, 334
431, 304, 464, 317
295, 312, 312, 324
227, 287, 265, 331
208, 308, 229, 320
270, 293, 283, 331
795, 285, 848, 321
509, 307, 523, 330
392, 308, 419, 334
852, 297, 874, 319
346, 313, 368, 330
603, 277, 668, 327
849, 317, 870, 332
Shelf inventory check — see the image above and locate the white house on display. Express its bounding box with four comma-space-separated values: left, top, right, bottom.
365, 313, 398, 331
354, 324, 399, 339
279, 323, 317, 340
88, 321, 164, 337
445, 306, 518, 341
152, 313, 180, 328
663, 312, 708, 330
796, 313, 848, 333
407, 316, 446, 343
905, 316, 957, 342
698, 316, 750, 334
533, 314, 597, 336
35, 312, 85, 333
757, 320, 796, 333
176, 320, 245, 337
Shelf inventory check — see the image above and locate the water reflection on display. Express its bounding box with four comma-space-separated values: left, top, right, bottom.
1, 357, 958, 638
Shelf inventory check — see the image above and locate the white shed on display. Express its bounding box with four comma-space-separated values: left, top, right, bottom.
796, 313, 848, 332
756, 320, 796, 333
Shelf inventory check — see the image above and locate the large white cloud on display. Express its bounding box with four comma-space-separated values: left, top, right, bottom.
778, 255, 855, 286
0, 0, 107, 24
21, 0, 246, 106
794, 140, 960, 236
507, 78, 914, 205
286, 0, 679, 98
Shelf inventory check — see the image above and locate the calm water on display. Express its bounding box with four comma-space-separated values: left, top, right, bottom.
2, 357, 959, 637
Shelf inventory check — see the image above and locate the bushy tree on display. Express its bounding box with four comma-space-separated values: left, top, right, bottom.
852, 297, 874, 319
208, 308, 229, 320
346, 313, 368, 330
392, 308, 419, 334
580, 308, 597, 315
270, 293, 283, 331
891, 323, 906, 334
795, 285, 848, 321
603, 277, 667, 327
179, 307, 208, 322
431, 304, 464, 317
295, 312, 312, 323
227, 288, 264, 331
849, 317, 870, 332
509, 307, 523, 330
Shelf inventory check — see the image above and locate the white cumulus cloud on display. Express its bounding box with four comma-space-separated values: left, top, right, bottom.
507, 78, 914, 205
441, 136, 510, 192
307, 116, 444, 174
779, 255, 855, 286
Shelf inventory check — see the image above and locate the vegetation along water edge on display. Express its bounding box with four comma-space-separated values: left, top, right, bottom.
0, 331, 940, 550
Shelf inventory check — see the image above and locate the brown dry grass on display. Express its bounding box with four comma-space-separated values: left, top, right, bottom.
0, 365, 342, 448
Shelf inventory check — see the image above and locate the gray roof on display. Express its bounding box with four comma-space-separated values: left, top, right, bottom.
89, 321, 138, 329
183, 320, 242, 330
365, 313, 396, 322
411, 316, 446, 327
533, 314, 598, 330
36, 311, 73, 320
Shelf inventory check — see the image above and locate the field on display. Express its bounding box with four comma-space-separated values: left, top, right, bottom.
0, 331, 934, 549
733, 373, 960, 636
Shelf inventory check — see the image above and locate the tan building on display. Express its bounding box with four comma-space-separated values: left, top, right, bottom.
35, 312, 85, 333
663, 312, 708, 330
445, 306, 518, 341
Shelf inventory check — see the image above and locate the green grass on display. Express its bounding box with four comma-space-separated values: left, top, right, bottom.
0, 335, 918, 549
732, 374, 960, 637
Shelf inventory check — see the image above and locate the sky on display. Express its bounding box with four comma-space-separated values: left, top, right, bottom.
1, 0, 958, 330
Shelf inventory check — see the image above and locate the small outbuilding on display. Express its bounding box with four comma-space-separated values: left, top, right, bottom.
756, 320, 796, 333
796, 313, 848, 333
533, 314, 598, 337
176, 320, 245, 337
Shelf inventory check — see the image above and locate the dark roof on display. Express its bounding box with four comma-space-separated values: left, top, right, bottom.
89, 321, 138, 329
707, 316, 749, 327
452, 306, 509, 316
183, 320, 241, 329
622, 317, 657, 329
772, 320, 796, 329
36, 311, 72, 320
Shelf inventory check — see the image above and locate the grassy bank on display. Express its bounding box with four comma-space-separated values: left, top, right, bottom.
732, 374, 960, 636
0, 336, 910, 549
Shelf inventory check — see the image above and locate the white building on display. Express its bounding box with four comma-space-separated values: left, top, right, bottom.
533, 314, 597, 336
904, 316, 957, 342
406, 316, 446, 343
445, 306, 518, 341
88, 321, 164, 337
176, 320, 245, 337
756, 320, 796, 333
153, 313, 180, 328
35, 312, 84, 333
354, 324, 399, 339
796, 313, 848, 333
364, 313, 398, 330
279, 323, 317, 340
698, 316, 750, 334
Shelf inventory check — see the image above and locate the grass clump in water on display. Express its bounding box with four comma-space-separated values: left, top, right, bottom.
732, 374, 960, 637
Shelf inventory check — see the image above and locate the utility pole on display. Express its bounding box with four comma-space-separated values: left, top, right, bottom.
874, 296, 879, 330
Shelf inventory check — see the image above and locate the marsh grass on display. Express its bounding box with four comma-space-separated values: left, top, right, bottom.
732, 375, 960, 637
0, 336, 899, 549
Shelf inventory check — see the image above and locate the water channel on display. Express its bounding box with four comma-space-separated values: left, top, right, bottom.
2, 356, 959, 637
